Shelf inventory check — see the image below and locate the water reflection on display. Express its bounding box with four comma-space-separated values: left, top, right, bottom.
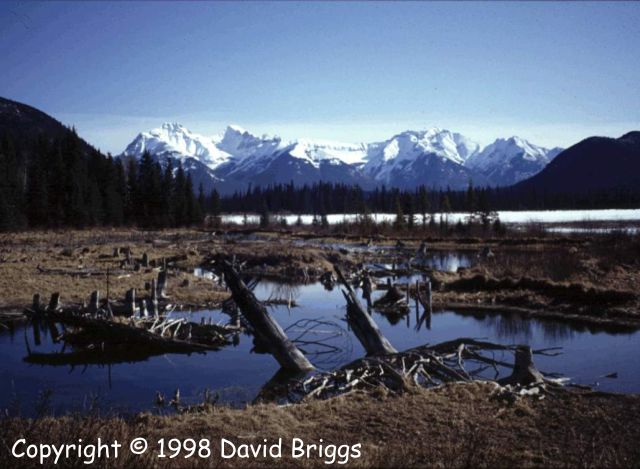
2, 277, 639, 416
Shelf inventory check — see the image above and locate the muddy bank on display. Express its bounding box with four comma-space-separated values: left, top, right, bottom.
430, 273, 639, 328
1, 228, 638, 329
1, 383, 639, 468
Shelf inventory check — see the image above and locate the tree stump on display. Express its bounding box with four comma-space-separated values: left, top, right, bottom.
499, 346, 545, 386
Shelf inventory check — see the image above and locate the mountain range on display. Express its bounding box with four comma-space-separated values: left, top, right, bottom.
2, 95, 638, 202
121, 123, 563, 194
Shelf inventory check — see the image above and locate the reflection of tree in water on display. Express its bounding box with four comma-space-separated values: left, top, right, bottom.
538, 319, 574, 342
481, 314, 575, 344
483, 314, 533, 342
284, 318, 352, 370
422, 252, 472, 273
266, 283, 301, 303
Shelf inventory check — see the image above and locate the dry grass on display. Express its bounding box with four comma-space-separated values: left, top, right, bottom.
0, 229, 221, 308
1, 383, 640, 468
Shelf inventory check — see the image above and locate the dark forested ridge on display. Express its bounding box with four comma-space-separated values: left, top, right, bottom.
0, 97, 203, 231
515, 131, 640, 196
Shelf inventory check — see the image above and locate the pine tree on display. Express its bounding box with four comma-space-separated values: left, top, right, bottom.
209, 188, 222, 227
466, 181, 476, 213
185, 174, 201, 225
162, 159, 175, 226
197, 183, 206, 221
259, 201, 270, 228
173, 162, 187, 226
405, 195, 415, 231
393, 197, 405, 231
125, 157, 138, 224
418, 186, 430, 228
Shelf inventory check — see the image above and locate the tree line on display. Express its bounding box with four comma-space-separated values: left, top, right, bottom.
218, 180, 640, 218
0, 129, 204, 231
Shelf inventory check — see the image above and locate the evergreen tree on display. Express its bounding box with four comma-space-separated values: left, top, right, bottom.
125, 157, 138, 223
393, 197, 405, 230
259, 201, 270, 228
405, 195, 415, 231
173, 162, 187, 226
197, 183, 206, 220
209, 188, 222, 227
418, 186, 430, 228
185, 174, 201, 224
162, 159, 175, 226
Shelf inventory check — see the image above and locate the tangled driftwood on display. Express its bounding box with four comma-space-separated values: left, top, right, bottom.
22, 287, 240, 366
285, 339, 558, 401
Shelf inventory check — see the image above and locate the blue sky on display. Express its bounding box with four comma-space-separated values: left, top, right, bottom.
1, 1, 639, 154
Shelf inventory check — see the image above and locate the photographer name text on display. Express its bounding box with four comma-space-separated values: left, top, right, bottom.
11, 437, 362, 465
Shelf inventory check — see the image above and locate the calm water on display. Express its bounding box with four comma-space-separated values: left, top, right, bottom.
1, 279, 639, 416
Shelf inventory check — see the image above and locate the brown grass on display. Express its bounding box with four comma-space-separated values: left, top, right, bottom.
1, 383, 640, 468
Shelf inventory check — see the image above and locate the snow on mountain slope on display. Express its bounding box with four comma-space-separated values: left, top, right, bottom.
123, 122, 231, 169
120, 123, 558, 193
362, 128, 480, 185
465, 136, 562, 186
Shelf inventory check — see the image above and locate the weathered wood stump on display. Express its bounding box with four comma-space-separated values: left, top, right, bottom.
149, 278, 159, 317
125, 288, 137, 316
157, 270, 168, 299
47, 293, 61, 312
88, 290, 99, 316
499, 346, 545, 386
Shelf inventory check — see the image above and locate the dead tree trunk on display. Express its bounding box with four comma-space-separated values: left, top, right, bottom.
125, 288, 137, 316
88, 290, 99, 316
149, 279, 159, 317
32, 294, 42, 312
335, 266, 397, 355
499, 346, 545, 386
217, 259, 314, 372
157, 270, 168, 299
47, 293, 61, 312
362, 273, 373, 309
139, 299, 148, 318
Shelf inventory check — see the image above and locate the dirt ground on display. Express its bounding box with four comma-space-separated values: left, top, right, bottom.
1, 382, 639, 468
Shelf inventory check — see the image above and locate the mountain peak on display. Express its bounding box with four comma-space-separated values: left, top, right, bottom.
224, 124, 248, 136
123, 122, 230, 170
465, 135, 562, 186
160, 122, 187, 132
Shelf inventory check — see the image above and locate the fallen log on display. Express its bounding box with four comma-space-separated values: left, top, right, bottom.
216, 259, 314, 372
334, 265, 397, 355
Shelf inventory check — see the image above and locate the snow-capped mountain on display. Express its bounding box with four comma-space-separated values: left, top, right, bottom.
120, 123, 559, 194
362, 128, 482, 189
123, 122, 231, 169
465, 137, 562, 186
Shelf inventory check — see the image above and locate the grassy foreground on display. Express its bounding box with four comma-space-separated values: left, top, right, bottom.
1, 383, 640, 468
